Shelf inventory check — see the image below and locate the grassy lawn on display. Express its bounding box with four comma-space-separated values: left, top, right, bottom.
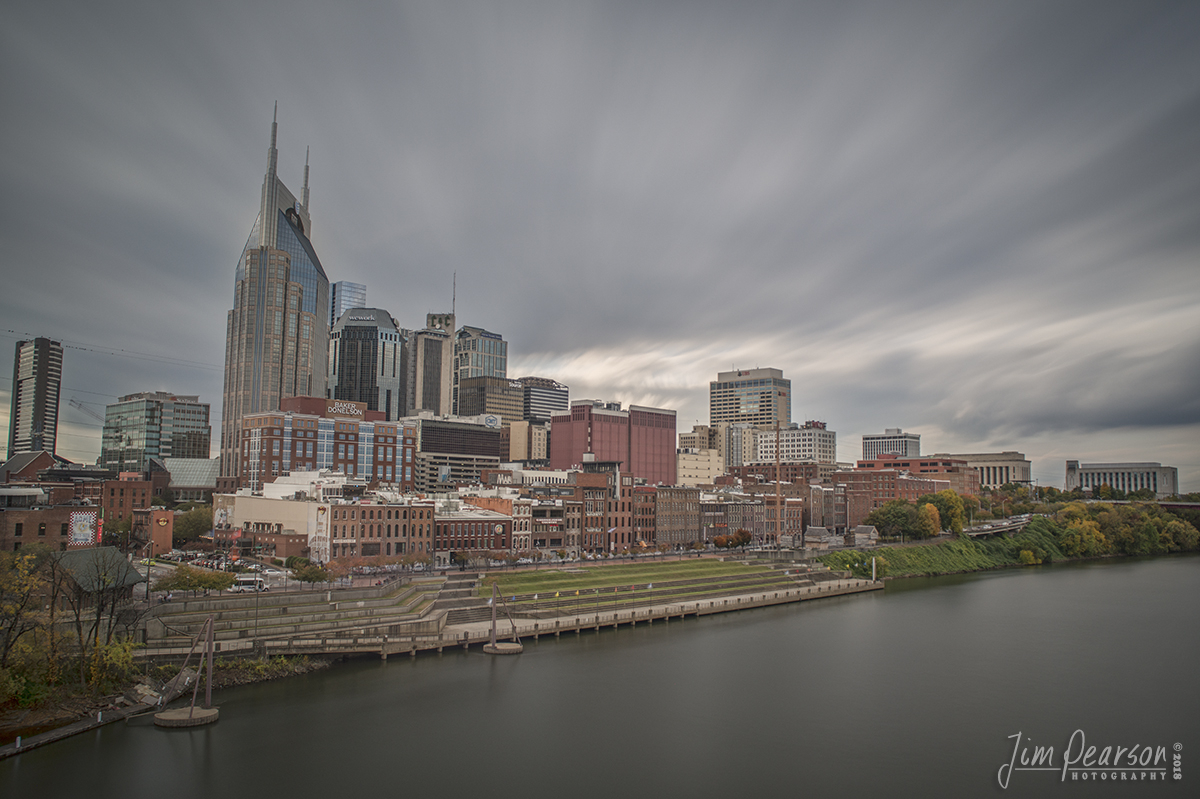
477, 559, 772, 599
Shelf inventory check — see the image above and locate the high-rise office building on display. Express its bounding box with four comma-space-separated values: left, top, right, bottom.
862, 428, 920, 460
409, 312, 454, 416
709, 368, 791, 429
329, 308, 406, 420
99, 392, 211, 473
457, 375, 523, 424
220, 110, 331, 486
517, 376, 569, 423
330, 281, 366, 328
7, 337, 63, 458
452, 326, 507, 414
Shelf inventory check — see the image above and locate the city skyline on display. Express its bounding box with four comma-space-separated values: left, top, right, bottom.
1, 1, 1198, 491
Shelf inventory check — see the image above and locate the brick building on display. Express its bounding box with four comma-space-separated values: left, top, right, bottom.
237, 397, 417, 493
833, 470, 950, 529
101, 473, 154, 525
727, 462, 824, 484
432, 499, 512, 567
855, 454, 980, 496
654, 486, 701, 548
549, 400, 677, 486
1, 487, 102, 552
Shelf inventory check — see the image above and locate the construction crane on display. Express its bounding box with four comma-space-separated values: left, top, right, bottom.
69, 397, 105, 424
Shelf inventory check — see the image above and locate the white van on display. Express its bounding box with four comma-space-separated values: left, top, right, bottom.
231, 575, 268, 593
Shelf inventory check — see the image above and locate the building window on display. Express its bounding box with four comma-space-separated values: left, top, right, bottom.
14, 523, 22, 537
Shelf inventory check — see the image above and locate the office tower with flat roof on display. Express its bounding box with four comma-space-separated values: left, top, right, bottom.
7, 337, 63, 458
452, 326, 507, 414
862, 428, 921, 460
329, 308, 406, 421
220, 109, 331, 487
409, 313, 455, 416
517, 376, 569, 423
100, 392, 211, 473
330, 281, 366, 328
457, 376, 523, 424
709, 368, 790, 429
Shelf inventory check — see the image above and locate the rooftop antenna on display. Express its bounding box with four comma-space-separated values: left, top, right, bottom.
452, 271, 456, 316
302, 146, 310, 209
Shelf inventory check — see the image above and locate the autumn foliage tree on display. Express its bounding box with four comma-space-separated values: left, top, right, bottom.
1060, 519, 1108, 557
915, 503, 941, 539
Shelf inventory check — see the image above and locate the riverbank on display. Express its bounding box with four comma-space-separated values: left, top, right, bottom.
0, 655, 331, 753
818, 510, 1200, 578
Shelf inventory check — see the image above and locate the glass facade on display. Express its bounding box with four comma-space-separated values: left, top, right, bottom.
221, 116, 331, 480
100, 393, 211, 473
331, 281, 367, 327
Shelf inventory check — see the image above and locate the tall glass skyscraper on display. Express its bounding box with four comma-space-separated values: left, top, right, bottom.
328, 308, 406, 420
220, 109, 331, 484
330, 281, 367, 328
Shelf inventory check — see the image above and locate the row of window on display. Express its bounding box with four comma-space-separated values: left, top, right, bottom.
333, 523, 429, 539
8, 522, 68, 536
331, 506, 431, 521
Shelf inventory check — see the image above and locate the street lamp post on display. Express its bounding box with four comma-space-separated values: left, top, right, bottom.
144, 540, 153, 601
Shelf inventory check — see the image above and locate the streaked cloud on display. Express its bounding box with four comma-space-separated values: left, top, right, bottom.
1, 0, 1197, 489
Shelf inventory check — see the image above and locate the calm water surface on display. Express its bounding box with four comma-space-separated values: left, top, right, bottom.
4, 555, 1196, 797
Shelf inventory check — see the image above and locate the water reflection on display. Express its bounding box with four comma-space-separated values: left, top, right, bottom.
3, 555, 1196, 798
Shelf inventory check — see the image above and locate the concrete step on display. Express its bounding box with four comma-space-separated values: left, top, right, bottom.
153, 601, 440, 646
150, 590, 436, 642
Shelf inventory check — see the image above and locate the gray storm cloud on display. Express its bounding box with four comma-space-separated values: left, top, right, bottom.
1, 0, 1197, 487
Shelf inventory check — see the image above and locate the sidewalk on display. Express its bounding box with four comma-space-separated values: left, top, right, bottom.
446, 577, 882, 640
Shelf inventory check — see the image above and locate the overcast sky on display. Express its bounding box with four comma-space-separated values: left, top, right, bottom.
2, 0, 1198, 491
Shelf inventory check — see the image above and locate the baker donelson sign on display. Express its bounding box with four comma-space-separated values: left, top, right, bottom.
326, 400, 365, 418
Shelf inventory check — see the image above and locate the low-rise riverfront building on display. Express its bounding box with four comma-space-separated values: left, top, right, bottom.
1065, 460, 1179, 498
931, 451, 1030, 489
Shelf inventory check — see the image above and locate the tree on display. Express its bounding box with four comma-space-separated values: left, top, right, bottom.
102, 516, 132, 549
55, 548, 146, 686
915, 503, 941, 539
174, 506, 213, 545
293, 563, 334, 586
864, 500, 918, 540
1061, 519, 1108, 557
1164, 519, 1200, 550
0, 546, 49, 669
914, 491, 964, 535
154, 564, 233, 595
936, 490, 965, 535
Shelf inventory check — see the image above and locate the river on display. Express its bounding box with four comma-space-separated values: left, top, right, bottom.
3, 554, 1196, 797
